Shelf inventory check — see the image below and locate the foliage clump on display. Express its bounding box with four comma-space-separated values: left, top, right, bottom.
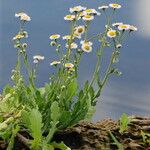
0, 3, 137, 150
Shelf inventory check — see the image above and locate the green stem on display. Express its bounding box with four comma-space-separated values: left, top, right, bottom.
92, 50, 114, 101
66, 21, 75, 61
84, 21, 90, 41
23, 52, 35, 90
88, 45, 104, 89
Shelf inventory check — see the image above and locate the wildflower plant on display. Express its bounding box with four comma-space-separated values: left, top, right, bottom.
0, 4, 137, 150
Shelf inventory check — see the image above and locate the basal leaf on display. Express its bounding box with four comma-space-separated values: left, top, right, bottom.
51, 101, 60, 122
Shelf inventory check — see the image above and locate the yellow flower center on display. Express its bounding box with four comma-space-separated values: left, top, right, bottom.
50, 34, 60, 39
66, 15, 72, 19
112, 4, 120, 7
109, 31, 116, 36
120, 25, 128, 29
78, 28, 84, 33
84, 45, 90, 51
84, 15, 92, 19
85, 9, 92, 13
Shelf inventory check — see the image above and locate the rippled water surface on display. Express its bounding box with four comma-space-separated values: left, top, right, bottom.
0, 0, 150, 121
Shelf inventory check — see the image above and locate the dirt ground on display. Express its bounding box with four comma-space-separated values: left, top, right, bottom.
54, 116, 150, 150
0, 115, 150, 150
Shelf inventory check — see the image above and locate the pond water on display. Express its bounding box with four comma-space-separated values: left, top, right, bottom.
0, 0, 150, 121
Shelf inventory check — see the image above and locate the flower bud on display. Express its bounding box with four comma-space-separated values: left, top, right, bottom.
50, 41, 57, 46
22, 43, 28, 48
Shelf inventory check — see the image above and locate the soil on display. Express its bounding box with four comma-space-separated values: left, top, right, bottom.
0, 115, 150, 150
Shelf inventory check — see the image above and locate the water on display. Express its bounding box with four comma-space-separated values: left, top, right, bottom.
0, 0, 150, 121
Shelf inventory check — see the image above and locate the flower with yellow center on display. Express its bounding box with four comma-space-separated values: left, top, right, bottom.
81, 43, 92, 53
64, 14, 76, 21
74, 26, 85, 35
13, 34, 24, 40
65, 63, 74, 69
107, 30, 117, 38
129, 25, 138, 31
20, 14, 31, 22
118, 24, 130, 31
49, 34, 60, 40
112, 22, 123, 27
33, 55, 45, 61
15, 12, 26, 17
109, 3, 121, 9
69, 6, 86, 13
33, 55, 45, 63
82, 15, 94, 21
98, 5, 109, 10
62, 35, 72, 40
15, 12, 31, 22
50, 61, 61, 66
66, 42, 78, 49
80, 40, 93, 46
84, 9, 100, 16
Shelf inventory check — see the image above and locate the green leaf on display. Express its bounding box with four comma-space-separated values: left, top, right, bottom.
119, 113, 130, 134
85, 106, 96, 120
51, 101, 60, 122
46, 101, 60, 143
59, 111, 72, 128
0, 124, 12, 140
89, 86, 95, 100
78, 90, 84, 99
66, 79, 78, 100
35, 90, 44, 109
84, 80, 89, 91
109, 131, 124, 150
2, 84, 12, 95
29, 109, 43, 149
22, 109, 43, 149
51, 141, 71, 150
7, 125, 20, 150
141, 131, 150, 143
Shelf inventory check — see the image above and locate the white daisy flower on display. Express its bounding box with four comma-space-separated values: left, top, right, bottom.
15, 12, 31, 22
107, 30, 117, 38
118, 24, 130, 31
112, 22, 123, 27
74, 26, 85, 35
80, 40, 93, 46
69, 6, 86, 13
64, 14, 76, 21
65, 63, 74, 69
62, 35, 72, 40
82, 15, 94, 21
33, 55, 45, 61
33, 59, 39, 64
98, 5, 109, 10
109, 3, 121, 9
84, 9, 101, 16
66, 42, 78, 49
81, 43, 92, 53
129, 25, 138, 31
15, 12, 25, 17
49, 34, 60, 40
50, 61, 61, 66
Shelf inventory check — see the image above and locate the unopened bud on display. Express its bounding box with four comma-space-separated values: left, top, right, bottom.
50, 41, 57, 46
